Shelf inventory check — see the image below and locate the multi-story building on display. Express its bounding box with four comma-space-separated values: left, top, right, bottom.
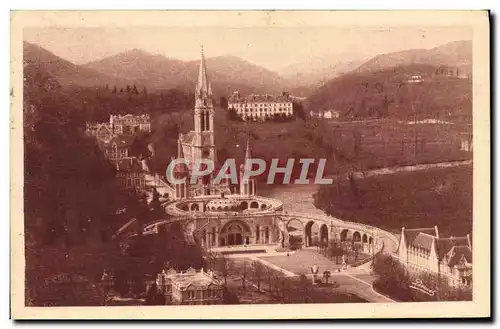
155, 268, 224, 305
397, 226, 472, 288
110, 114, 151, 136
86, 123, 114, 143
100, 135, 135, 161
115, 157, 146, 189
86, 114, 151, 143
228, 91, 294, 121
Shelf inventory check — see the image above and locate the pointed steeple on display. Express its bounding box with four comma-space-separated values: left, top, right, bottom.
177, 136, 184, 159
245, 135, 251, 160
196, 46, 210, 95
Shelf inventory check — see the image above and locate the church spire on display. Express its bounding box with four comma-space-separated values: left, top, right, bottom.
196, 45, 212, 102
177, 136, 184, 159
245, 135, 251, 160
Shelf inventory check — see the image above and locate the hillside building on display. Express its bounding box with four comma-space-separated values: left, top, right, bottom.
407, 75, 424, 83
154, 268, 224, 305
115, 157, 146, 189
100, 135, 135, 161
397, 226, 472, 288
228, 91, 294, 121
86, 114, 151, 143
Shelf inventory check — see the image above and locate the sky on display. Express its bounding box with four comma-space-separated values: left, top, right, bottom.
23, 26, 472, 71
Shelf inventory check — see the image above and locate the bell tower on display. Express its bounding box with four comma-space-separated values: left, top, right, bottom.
193, 45, 216, 164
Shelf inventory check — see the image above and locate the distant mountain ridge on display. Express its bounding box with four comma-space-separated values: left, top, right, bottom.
355, 40, 472, 76
23, 41, 127, 88
278, 52, 372, 96
82, 49, 286, 96
24, 39, 472, 105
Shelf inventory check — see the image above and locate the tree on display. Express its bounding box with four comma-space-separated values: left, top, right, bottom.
132, 84, 138, 94
323, 271, 331, 284
265, 267, 274, 293
216, 254, 232, 286
143, 86, 147, 95
251, 261, 264, 291
126, 85, 131, 93
105, 84, 109, 91
293, 101, 305, 121
241, 260, 247, 290
298, 273, 310, 303
227, 108, 242, 122
219, 96, 228, 109
119, 88, 124, 93
145, 282, 165, 305
112, 86, 117, 93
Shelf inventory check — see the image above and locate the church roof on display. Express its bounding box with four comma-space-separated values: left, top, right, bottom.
180, 132, 213, 147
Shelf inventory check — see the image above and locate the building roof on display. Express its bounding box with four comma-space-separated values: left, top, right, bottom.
111, 113, 150, 120
103, 135, 135, 148
180, 131, 213, 147
116, 157, 143, 173
446, 245, 472, 267
435, 236, 470, 261
400, 226, 472, 266
228, 93, 292, 104
411, 233, 435, 251
158, 268, 221, 291
403, 227, 439, 247
180, 132, 195, 145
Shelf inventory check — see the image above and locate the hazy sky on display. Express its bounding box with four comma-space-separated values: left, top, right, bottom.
23, 26, 472, 71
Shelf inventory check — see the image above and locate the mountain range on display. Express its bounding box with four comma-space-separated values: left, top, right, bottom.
305, 40, 472, 120
24, 39, 472, 108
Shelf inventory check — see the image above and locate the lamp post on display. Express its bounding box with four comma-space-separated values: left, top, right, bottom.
311, 264, 319, 285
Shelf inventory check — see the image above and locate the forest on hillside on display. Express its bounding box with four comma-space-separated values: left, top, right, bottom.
306, 64, 472, 123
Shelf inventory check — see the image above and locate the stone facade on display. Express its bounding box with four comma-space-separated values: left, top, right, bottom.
86, 114, 151, 143
397, 226, 473, 288
155, 268, 223, 305
228, 91, 294, 121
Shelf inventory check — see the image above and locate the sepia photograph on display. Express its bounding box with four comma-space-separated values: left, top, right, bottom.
10, 10, 490, 319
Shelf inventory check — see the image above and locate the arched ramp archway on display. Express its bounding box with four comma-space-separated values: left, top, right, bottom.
340, 229, 349, 242
240, 201, 248, 210
304, 221, 320, 247
286, 218, 304, 249
220, 220, 252, 246
190, 203, 199, 211
320, 224, 329, 244
353, 231, 361, 242
250, 201, 259, 209
362, 234, 368, 243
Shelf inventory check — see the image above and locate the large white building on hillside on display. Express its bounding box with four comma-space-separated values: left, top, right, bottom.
228, 91, 294, 121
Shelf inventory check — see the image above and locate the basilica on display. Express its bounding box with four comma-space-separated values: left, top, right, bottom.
152, 47, 286, 249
